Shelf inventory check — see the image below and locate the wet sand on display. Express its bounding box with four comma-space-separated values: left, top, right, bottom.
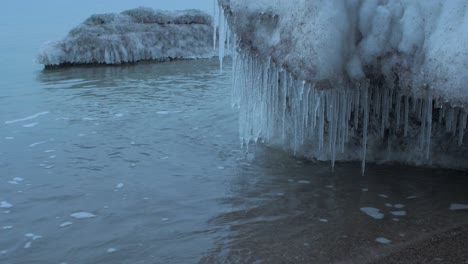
370, 225, 468, 264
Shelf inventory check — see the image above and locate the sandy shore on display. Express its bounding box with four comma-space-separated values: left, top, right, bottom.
370, 225, 468, 264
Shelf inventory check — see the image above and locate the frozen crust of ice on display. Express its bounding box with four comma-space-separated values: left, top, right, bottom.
37, 7, 215, 67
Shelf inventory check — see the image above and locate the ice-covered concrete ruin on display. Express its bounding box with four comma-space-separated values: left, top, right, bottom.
217, 0, 468, 172
37, 7, 215, 67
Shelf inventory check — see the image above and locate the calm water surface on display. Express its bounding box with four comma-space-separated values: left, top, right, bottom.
0, 4, 467, 264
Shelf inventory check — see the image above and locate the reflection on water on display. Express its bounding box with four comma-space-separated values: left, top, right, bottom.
0, 59, 467, 263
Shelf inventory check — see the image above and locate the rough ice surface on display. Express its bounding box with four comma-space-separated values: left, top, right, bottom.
360, 207, 384, 220
218, 0, 468, 172
37, 7, 215, 67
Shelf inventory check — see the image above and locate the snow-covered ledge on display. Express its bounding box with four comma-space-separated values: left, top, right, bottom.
217, 0, 468, 172
37, 7, 215, 67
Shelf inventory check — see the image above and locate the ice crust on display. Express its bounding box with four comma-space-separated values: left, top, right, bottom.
218, 0, 468, 171
37, 7, 215, 66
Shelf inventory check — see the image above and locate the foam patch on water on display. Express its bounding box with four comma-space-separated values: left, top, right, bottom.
361, 188, 369, 192
319, 218, 328, 223
298, 180, 310, 184
5, 137, 14, 140
217, 166, 225, 170
2, 226, 13, 230
407, 195, 417, 199
378, 194, 389, 198
449, 203, 468, 210
375, 237, 392, 244
360, 207, 384, 219
116, 183, 124, 189
115, 113, 124, 117
0, 201, 13, 208
8, 181, 18, 185
0, 250, 7, 254
394, 204, 405, 209
44, 150, 56, 153
23, 122, 39, 128
107, 248, 117, 253
4, 111, 49, 124
71, 212, 96, 219
13, 177, 24, 182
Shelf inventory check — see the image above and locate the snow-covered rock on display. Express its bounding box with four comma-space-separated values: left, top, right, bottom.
37, 7, 215, 67
218, 0, 468, 171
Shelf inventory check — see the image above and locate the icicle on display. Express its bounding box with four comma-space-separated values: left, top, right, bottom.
425, 97, 432, 159
361, 84, 369, 175
212, 0, 217, 50
218, 6, 226, 72
458, 110, 467, 146
404, 95, 409, 137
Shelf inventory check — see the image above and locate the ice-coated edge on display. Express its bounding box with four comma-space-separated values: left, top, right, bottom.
218, 0, 468, 172
37, 7, 216, 67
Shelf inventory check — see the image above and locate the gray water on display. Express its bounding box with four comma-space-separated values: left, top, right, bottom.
1, 3, 468, 264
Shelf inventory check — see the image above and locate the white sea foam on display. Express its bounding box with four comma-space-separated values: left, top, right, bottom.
29, 141, 46, 147
4, 112, 49, 124
60, 222, 73, 227
390, 211, 407, 216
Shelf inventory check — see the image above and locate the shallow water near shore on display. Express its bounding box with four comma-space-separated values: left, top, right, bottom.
0, 58, 467, 263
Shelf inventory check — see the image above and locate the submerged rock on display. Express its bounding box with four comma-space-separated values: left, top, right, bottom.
37, 7, 215, 67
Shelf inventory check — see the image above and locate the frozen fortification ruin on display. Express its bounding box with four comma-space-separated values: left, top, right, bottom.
216, 0, 468, 172
37, 7, 214, 67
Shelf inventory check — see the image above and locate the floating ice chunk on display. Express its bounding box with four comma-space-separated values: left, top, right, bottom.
319, 218, 328, 223
161, 218, 169, 221
360, 207, 384, 219
298, 180, 310, 184
375, 237, 392, 244
4, 112, 49, 124
60, 222, 73, 227
116, 183, 124, 189
2, 226, 13, 230
0, 250, 6, 254
29, 141, 46, 147
114, 113, 124, 118
217, 166, 225, 170
8, 181, 19, 185
49, 155, 56, 159
107, 248, 117, 253
13, 177, 24, 182
361, 188, 369, 192
390, 211, 407, 216
378, 194, 389, 198
23, 122, 39, 128
0, 201, 13, 208
24, 242, 32, 249
407, 196, 417, 199
325, 185, 333, 188
70, 212, 96, 219
385, 203, 393, 207
449, 203, 468, 210
44, 150, 56, 153
157, 111, 170, 115
5, 137, 14, 140
394, 204, 405, 209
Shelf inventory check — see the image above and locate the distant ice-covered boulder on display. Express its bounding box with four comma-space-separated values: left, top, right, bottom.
37, 7, 215, 67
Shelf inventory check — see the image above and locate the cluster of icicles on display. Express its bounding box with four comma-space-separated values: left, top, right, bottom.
215, 3, 468, 173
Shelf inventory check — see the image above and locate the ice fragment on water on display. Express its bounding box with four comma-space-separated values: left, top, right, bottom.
375, 237, 392, 244
360, 207, 384, 219
70, 212, 96, 219
449, 203, 468, 210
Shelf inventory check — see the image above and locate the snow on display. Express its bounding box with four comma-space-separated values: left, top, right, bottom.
37, 7, 215, 67
219, 0, 468, 172
360, 207, 384, 220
